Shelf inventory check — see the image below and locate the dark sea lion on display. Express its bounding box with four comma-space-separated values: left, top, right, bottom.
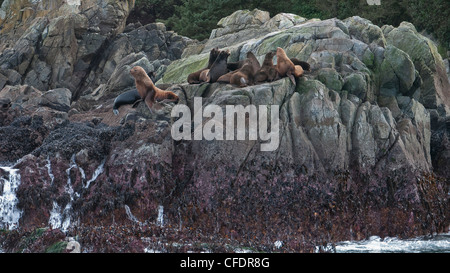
290, 57, 311, 76
187, 47, 220, 84
112, 89, 142, 115
227, 60, 244, 71
130, 66, 179, 112
290, 58, 311, 72
207, 49, 230, 83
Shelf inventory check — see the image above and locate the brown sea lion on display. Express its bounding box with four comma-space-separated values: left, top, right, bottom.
187, 47, 220, 84
247, 52, 261, 74
216, 69, 238, 83
276, 47, 297, 84
254, 51, 279, 83
130, 66, 179, 112
217, 52, 260, 83
199, 69, 210, 82
294, 65, 304, 77
230, 63, 256, 87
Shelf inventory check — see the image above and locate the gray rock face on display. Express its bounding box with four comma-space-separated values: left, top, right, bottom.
0, 7, 448, 252
0, 0, 192, 102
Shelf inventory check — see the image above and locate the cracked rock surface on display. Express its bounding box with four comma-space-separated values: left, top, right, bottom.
0, 5, 448, 252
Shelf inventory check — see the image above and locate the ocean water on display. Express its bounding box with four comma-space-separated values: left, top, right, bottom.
334, 232, 450, 253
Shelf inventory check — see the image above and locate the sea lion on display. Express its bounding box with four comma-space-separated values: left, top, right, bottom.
130, 66, 179, 112
207, 49, 230, 83
294, 65, 304, 78
217, 69, 238, 83
112, 89, 142, 115
217, 52, 260, 84
230, 63, 256, 87
291, 57, 311, 77
290, 57, 311, 72
276, 47, 297, 84
187, 47, 220, 84
227, 60, 244, 71
254, 51, 279, 83
248, 52, 261, 74
199, 69, 210, 82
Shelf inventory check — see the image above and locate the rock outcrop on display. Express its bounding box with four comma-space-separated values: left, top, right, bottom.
0, 6, 448, 253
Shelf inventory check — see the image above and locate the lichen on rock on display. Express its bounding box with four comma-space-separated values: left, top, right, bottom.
0, 5, 448, 252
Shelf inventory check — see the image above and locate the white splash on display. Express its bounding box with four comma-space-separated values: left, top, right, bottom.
48, 201, 71, 232
335, 234, 450, 253
125, 205, 140, 224
157, 205, 164, 227
274, 241, 283, 249
48, 154, 77, 232
84, 159, 105, 188
0, 167, 23, 230
45, 156, 54, 184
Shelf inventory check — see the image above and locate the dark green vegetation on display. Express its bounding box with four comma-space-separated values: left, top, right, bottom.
129, 0, 449, 57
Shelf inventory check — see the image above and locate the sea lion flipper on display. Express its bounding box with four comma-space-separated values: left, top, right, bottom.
288, 73, 296, 85
132, 99, 143, 108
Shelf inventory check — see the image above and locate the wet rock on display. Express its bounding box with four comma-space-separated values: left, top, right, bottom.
65, 237, 81, 253
0, 115, 47, 162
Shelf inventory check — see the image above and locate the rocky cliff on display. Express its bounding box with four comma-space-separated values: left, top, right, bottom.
0, 3, 448, 253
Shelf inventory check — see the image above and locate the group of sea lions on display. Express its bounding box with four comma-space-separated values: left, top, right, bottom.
113, 47, 310, 115
187, 47, 310, 87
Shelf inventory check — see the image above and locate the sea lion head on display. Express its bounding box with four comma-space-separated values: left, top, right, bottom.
215, 50, 230, 61
209, 47, 220, 62
211, 47, 220, 55
130, 66, 149, 80
276, 47, 288, 59
263, 51, 276, 63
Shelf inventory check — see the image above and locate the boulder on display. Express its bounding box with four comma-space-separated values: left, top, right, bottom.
343, 73, 367, 100
379, 45, 416, 97
39, 88, 72, 112
385, 22, 450, 116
